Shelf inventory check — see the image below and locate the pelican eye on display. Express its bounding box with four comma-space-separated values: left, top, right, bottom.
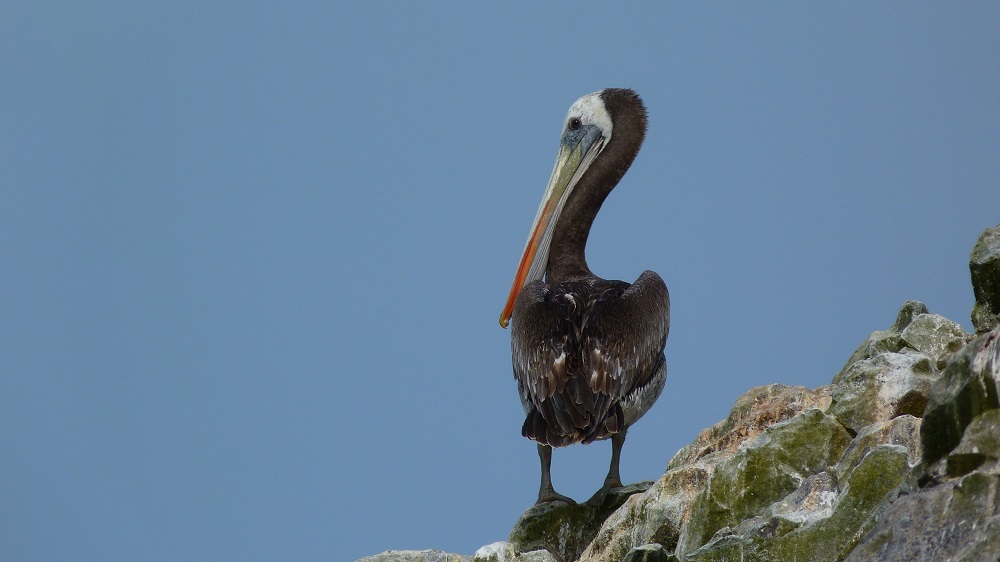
568, 117, 582, 131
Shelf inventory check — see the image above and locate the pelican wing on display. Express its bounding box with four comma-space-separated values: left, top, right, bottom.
588, 270, 670, 411
511, 271, 669, 446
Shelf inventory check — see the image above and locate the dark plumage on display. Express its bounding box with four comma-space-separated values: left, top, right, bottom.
500, 89, 670, 505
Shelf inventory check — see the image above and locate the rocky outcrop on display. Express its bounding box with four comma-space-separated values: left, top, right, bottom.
505, 482, 655, 562
359, 225, 1000, 562
971, 224, 1000, 334
847, 328, 1000, 562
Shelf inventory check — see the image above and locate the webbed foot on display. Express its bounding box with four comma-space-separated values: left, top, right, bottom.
537, 489, 577, 505
585, 476, 623, 506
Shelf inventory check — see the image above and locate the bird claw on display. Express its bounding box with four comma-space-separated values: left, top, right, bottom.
585, 478, 624, 506
536, 490, 577, 506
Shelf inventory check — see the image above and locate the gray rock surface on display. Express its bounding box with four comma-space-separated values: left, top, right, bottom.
357, 550, 471, 562
971, 224, 1000, 333
622, 543, 676, 562
473, 542, 557, 562
507, 482, 652, 562
845, 462, 1000, 561
837, 300, 927, 374
921, 327, 1000, 468
848, 326, 1000, 561
828, 349, 937, 434
900, 313, 968, 369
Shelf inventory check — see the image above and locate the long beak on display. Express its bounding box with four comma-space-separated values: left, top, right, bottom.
499, 135, 605, 328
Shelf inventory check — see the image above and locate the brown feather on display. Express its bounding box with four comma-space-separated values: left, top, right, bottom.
512, 272, 669, 447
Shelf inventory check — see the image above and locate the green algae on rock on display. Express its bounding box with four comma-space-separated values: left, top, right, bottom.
676, 408, 852, 555
684, 445, 912, 562
507, 482, 652, 562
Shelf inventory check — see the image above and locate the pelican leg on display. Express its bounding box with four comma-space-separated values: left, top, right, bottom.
536, 444, 576, 505
586, 429, 627, 506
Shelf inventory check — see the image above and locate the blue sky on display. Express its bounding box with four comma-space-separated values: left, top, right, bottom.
3, 3, 998, 561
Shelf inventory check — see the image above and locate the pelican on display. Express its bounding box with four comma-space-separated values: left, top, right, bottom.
499, 89, 670, 506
